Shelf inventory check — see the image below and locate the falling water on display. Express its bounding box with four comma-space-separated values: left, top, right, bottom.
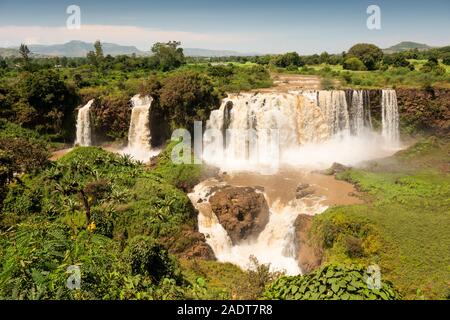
188, 179, 328, 275
75, 99, 94, 146
194, 89, 401, 274
348, 90, 372, 135
121, 94, 157, 162
382, 89, 400, 148
203, 90, 394, 170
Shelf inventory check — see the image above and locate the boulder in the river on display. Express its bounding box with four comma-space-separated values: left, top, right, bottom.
209, 186, 270, 245
322, 162, 350, 175
295, 183, 314, 199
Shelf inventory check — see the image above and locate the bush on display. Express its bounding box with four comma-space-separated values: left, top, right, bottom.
442, 53, 450, 65
124, 235, 182, 283
347, 43, 383, 70
343, 57, 367, 71
159, 71, 219, 130
263, 264, 401, 300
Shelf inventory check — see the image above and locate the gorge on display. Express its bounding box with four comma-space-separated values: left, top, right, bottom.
73, 89, 402, 274
189, 88, 402, 274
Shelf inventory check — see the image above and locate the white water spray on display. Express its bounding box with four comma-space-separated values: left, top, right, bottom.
382, 89, 400, 148
204, 90, 398, 171
188, 180, 328, 275
75, 99, 94, 146
121, 94, 159, 162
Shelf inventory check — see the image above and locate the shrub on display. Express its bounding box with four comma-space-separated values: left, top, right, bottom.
124, 235, 182, 283
343, 57, 367, 71
263, 264, 401, 300
347, 43, 383, 70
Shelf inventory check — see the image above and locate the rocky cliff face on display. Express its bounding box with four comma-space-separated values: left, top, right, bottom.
293, 214, 323, 274
367, 88, 450, 135
209, 186, 270, 245
396, 88, 450, 136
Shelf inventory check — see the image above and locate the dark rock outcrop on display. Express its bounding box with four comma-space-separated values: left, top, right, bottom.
209, 186, 270, 245
295, 183, 314, 199
321, 162, 350, 175
294, 214, 323, 274
166, 227, 215, 260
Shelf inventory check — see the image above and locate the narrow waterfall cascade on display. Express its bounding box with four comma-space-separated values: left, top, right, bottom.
121, 94, 159, 162
188, 179, 329, 275
75, 99, 94, 146
348, 90, 372, 135
203, 90, 399, 171
382, 89, 400, 148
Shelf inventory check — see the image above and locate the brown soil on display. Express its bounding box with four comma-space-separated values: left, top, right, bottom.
255, 74, 322, 93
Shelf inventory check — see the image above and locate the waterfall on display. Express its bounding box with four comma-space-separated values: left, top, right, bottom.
203, 89, 401, 170
122, 94, 156, 162
382, 89, 400, 148
75, 99, 94, 146
195, 89, 402, 275
188, 179, 328, 275
348, 90, 372, 135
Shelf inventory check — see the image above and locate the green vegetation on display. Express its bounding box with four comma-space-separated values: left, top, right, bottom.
263, 264, 400, 300
343, 57, 367, 71
0, 145, 205, 299
311, 138, 450, 299
0, 39, 449, 300
347, 43, 384, 70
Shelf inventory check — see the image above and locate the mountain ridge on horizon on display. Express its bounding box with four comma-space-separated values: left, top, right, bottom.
1, 40, 257, 58
0, 40, 445, 58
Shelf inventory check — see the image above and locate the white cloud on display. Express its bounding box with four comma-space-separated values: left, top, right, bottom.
0, 24, 256, 50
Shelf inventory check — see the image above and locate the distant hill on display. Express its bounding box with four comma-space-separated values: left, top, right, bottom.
0, 47, 47, 58
383, 41, 434, 54
26, 40, 143, 57
0, 41, 255, 58
183, 48, 255, 57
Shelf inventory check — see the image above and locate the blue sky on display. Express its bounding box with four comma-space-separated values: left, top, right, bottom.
0, 0, 449, 53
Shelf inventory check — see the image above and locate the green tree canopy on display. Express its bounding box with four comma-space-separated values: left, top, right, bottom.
343, 57, 367, 71
159, 72, 219, 129
151, 41, 185, 71
271, 52, 304, 68
348, 43, 383, 70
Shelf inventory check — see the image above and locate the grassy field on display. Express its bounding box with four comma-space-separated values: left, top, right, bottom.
312, 138, 450, 299
289, 60, 450, 89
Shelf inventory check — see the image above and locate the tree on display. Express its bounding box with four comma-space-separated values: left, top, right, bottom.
0, 57, 7, 69
19, 43, 31, 65
159, 72, 219, 129
271, 52, 304, 68
19, 69, 78, 134
347, 43, 383, 70
94, 40, 104, 59
391, 54, 412, 68
343, 57, 367, 71
151, 41, 185, 71
443, 53, 450, 66
319, 52, 330, 64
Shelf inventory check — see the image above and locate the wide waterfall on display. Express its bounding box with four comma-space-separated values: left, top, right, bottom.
75, 99, 94, 146
382, 89, 400, 148
121, 94, 157, 162
192, 89, 401, 275
203, 90, 393, 170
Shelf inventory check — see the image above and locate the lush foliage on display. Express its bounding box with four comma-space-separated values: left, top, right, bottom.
0, 146, 208, 299
347, 43, 384, 70
264, 264, 400, 300
343, 57, 367, 71
311, 138, 450, 299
